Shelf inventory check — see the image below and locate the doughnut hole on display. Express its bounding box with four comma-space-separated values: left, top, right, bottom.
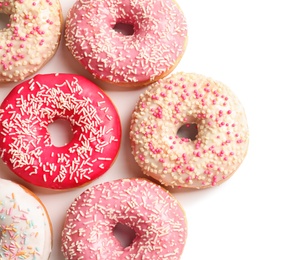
113, 223, 136, 248
113, 22, 135, 36
0, 13, 10, 30
177, 123, 198, 141
47, 118, 74, 147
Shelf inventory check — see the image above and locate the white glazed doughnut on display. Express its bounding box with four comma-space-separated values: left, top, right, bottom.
61, 178, 187, 259
0, 178, 52, 259
0, 0, 62, 83
130, 72, 249, 189
65, 0, 188, 87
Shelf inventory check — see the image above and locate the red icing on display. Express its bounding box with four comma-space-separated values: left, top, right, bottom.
0, 74, 121, 189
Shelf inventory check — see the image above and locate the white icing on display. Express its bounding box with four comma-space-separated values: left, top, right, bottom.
0, 179, 52, 259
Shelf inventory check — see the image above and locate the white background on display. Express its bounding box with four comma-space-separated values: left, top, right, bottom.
1, 0, 299, 259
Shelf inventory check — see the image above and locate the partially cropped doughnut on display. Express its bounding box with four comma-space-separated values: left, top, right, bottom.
0, 74, 121, 189
0, 178, 52, 259
65, 0, 188, 87
61, 178, 187, 259
0, 0, 62, 83
130, 72, 249, 189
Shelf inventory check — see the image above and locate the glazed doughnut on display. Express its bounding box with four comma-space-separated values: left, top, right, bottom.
0, 73, 121, 189
130, 72, 249, 189
65, 0, 188, 87
0, 178, 52, 259
0, 0, 62, 83
61, 178, 187, 259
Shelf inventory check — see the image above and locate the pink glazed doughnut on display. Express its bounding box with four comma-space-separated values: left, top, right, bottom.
0, 0, 62, 83
65, 0, 188, 87
130, 72, 249, 189
0, 74, 121, 189
61, 178, 187, 260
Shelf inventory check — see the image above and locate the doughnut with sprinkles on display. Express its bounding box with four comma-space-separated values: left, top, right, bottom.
0, 178, 52, 259
0, 0, 62, 83
0, 73, 121, 189
130, 72, 249, 189
64, 0, 188, 87
61, 178, 187, 260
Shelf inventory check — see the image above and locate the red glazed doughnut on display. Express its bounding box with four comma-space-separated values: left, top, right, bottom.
61, 178, 187, 260
0, 178, 52, 259
65, 0, 188, 87
0, 0, 62, 83
130, 72, 249, 189
0, 74, 121, 189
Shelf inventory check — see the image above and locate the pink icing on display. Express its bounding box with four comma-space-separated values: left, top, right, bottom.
0, 74, 121, 189
61, 178, 187, 259
65, 0, 188, 86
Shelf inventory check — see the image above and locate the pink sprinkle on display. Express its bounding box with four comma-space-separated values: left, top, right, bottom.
152, 106, 163, 119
